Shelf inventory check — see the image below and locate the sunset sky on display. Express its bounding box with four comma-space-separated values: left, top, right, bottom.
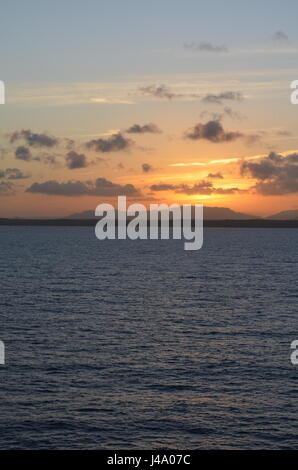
1, 0, 298, 217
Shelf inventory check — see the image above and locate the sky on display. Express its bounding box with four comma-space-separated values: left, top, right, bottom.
0, 0, 298, 217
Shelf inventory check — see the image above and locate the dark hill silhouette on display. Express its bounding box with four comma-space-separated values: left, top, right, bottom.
267, 209, 298, 220
68, 206, 259, 220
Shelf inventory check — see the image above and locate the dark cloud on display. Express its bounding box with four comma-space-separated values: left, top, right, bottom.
176, 181, 240, 195
10, 129, 58, 147
26, 178, 141, 197
0, 168, 29, 180
272, 30, 288, 42
0, 181, 14, 195
64, 138, 75, 150
150, 180, 240, 195
142, 163, 153, 173
222, 107, 245, 121
177, 181, 214, 195
150, 183, 176, 191
241, 151, 298, 195
208, 172, 224, 179
15, 146, 33, 161
65, 151, 88, 169
43, 154, 61, 166
202, 91, 243, 105
85, 133, 133, 153
276, 130, 292, 137
185, 120, 243, 143
245, 133, 262, 146
200, 107, 245, 122
126, 123, 161, 134
184, 41, 228, 53
138, 84, 199, 101
138, 84, 177, 100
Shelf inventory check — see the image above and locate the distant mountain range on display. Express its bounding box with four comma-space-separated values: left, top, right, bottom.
68, 207, 298, 220
267, 209, 298, 220
68, 206, 259, 220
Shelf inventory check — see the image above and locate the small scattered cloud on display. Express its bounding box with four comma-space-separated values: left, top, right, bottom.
15, 146, 39, 162
65, 138, 75, 150
202, 91, 243, 105
241, 151, 298, 195
184, 41, 228, 53
272, 30, 289, 42
150, 180, 240, 195
185, 120, 243, 143
26, 178, 141, 197
177, 181, 240, 195
150, 183, 178, 191
126, 123, 162, 134
208, 172, 224, 179
85, 133, 133, 153
222, 107, 245, 121
276, 130, 292, 137
142, 163, 154, 173
65, 151, 88, 169
10, 129, 59, 148
43, 154, 62, 166
0, 181, 14, 196
138, 84, 199, 101
138, 84, 177, 100
0, 168, 29, 180
245, 133, 263, 146
200, 107, 246, 122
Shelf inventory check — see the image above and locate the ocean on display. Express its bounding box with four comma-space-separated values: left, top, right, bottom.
0, 226, 297, 449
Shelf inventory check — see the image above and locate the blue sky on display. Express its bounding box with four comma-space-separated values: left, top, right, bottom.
1, 0, 298, 81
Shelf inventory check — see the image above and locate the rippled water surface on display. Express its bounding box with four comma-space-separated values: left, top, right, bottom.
0, 226, 298, 449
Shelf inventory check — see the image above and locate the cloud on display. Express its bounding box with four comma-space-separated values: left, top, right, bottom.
85, 133, 133, 152
138, 84, 199, 101
185, 120, 243, 143
200, 107, 245, 122
0, 168, 29, 180
26, 178, 141, 197
150, 183, 176, 191
245, 133, 262, 146
208, 172, 224, 179
150, 180, 240, 195
272, 30, 289, 42
0, 181, 14, 195
241, 151, 298, 195
184, 41, 228, 53
176, 181, 240, 195
138, 84, 177, 100
15, 146, 33, 161
43, 154, 61, 166
126, 123, 162, 134
276, 130, 292, 137
65, 151, 88, 169
10, 129, 59, 147
142, 163, 153, 173
202, 91, 243, 105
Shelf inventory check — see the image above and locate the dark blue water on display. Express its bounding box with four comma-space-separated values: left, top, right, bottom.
0, 226, 298, 449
